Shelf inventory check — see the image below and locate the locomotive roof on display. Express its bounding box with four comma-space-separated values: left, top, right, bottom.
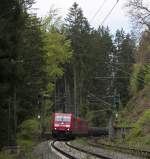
54, 113, 73, 116
53, 113, 87, 121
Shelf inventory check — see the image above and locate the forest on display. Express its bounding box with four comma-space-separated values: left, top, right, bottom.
0, 0, 150, 155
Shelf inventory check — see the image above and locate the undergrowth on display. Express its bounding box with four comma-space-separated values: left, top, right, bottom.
0, 153, 17, 159
126, 109, 150, 146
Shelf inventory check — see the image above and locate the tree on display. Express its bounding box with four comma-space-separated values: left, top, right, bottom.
0, 3, 72, 147
125, 0, 150, 99
42, 9, 72, 113
0, 0, 48, 146
65, 2, 91, 115
125, 0, 150, 30
136, 31, 150, 63
130, 31, 150, 94
0, 0, 27, 146
114, 29, 135, 105
85, 26, 114, 126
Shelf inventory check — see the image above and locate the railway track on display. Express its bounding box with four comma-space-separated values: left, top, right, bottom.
88, 140, 150, 159
51, 141, 113, 159
51, 141, 76, 159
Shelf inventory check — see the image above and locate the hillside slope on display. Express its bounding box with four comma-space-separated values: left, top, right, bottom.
119, 86, 150, 145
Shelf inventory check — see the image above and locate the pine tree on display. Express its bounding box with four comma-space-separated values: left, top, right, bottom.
114, 29, 135, 105
0, 0, 47, 146
65, 2, 91, 115
84, 26, 114, 126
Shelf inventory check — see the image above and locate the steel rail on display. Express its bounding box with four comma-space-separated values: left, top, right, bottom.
66, 142, 113, 159
51, 141, 77, 159
88, 141, 150, 158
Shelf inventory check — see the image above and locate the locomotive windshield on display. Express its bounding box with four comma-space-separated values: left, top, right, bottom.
55, 116, 71, 122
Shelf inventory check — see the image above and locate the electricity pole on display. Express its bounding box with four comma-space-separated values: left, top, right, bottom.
108, 89, 116, 140
8, 98, 11, 145
73, 64, 77, 117
108, 55, 115, 140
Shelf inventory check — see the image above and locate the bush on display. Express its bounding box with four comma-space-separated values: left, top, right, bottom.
17, 119, 40, 159
18, 118, 40, 140
0, 153, 16, 159
44, 115, 52, 132
144, 64, 150, 85
137, 109, 150, 133
126, 109, 150, 145
86, 111, 108, 127
129, 64, 144, 96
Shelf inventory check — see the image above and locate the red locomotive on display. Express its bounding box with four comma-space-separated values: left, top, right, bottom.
51, 113, 88, 138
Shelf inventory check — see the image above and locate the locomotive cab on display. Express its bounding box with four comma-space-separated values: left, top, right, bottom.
51, 113, 73, 138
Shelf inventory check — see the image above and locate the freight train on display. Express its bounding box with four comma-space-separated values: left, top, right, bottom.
51, 112, 108, 139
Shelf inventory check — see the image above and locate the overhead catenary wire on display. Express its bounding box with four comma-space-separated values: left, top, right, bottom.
90, 0, 107, 23
106, 62, 145, 83
101, 0, 120, 25
88, 93, 112, 107
89, 108, 112, 114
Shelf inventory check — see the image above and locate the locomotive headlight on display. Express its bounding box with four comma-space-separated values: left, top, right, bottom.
67, 128, 70, 131
54, 128, 57, 130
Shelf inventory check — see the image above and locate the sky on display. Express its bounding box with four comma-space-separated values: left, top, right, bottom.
32, 0, 132, 34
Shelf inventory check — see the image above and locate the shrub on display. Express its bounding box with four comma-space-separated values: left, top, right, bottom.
0, 153, 16, 159
18, 118, 40, 140
126, 109, 150, 145
129, 64, 144, 96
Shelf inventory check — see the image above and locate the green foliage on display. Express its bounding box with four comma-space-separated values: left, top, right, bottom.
0, 2, 72, 147
117, 113, 132, 127
52, 3, 136, 126
137, 109, 150, 129
42, 10, 72, 95
86, 110, 108, 127
64, 3, 114, 120
128, 125, 143, 139
129, 64, 144, 96
18, 119, 40, 140
0, 0, 43, 147
126, 109, 150, 145
17, 138, 34, 152
44, 31, 72, 78
144, 64, 150, 85
64, 2, 92, 113
130, 32, 150, 92
17, 138, 36, 159
142, 135, 150, 145
0, 153, 17, 159
40, 100, 53, 133
0, 0, 146, 150
42, 7, 62, 32
130, 64, 150, 96
17, 119, 38, 158
44, 115, 52, 133
114, 30, 135, 105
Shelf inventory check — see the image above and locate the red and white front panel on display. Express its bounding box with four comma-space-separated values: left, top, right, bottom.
53, 113, 72, 132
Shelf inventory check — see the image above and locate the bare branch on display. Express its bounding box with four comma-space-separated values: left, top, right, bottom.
125, 0, 150, 31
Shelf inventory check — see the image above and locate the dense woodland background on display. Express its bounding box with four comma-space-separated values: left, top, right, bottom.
0, 0, 150, 151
